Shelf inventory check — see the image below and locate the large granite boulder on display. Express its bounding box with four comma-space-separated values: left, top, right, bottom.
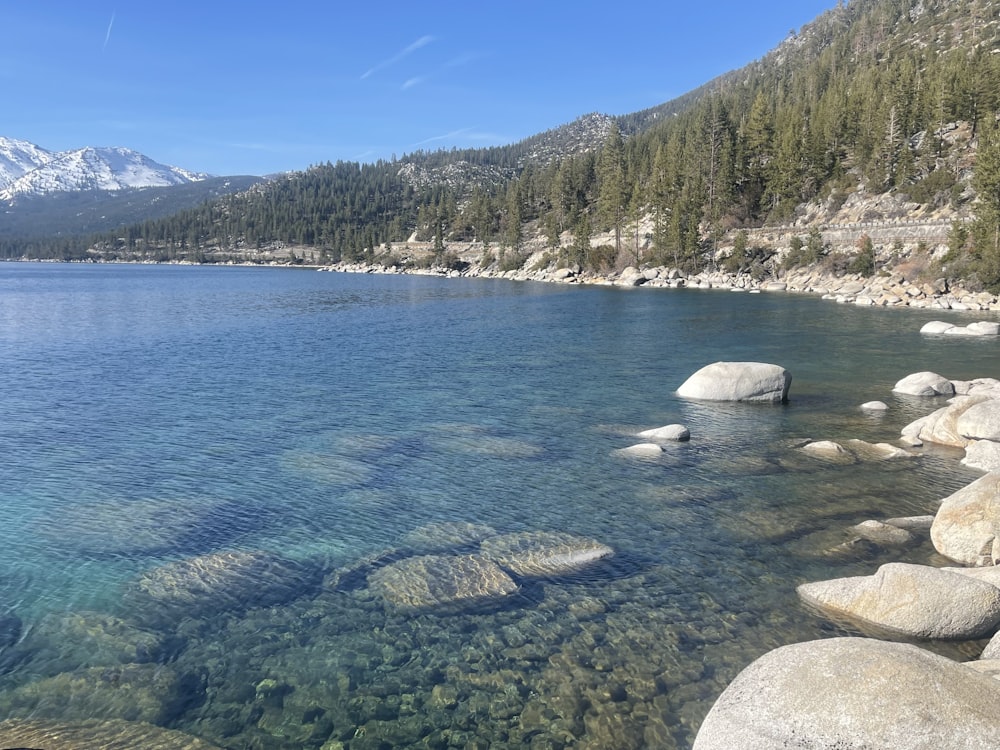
965, 440, 1000, 472
892, 371, 955, 397
127, 550, 312, 621
901, 395, 991, 448
797, 562, 1000, 639
693, 637, 1000, 750
0, 718, 222, 750
367, 554, 518, 611
676, 361, 791, 403
479, 531, 614, 578
932, 473, 1000, 566
956, 399, 1000, 442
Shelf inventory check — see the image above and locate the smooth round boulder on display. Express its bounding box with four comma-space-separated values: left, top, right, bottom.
637, 424, 691, 442
969, 321, 1000, 335
676, 361, 791, 403
613, 442, 663, 457
964, 440, 1000, 472
693, 637, 1000, 750
860, 400, 889, 411
932, 473, 1000, 566
920, 320, 956, 334
901, 395, 990, 448
850, 520, 914, 546
797, 562, 1000, 639
892, 371, 955, 396
798, 440, 855, 464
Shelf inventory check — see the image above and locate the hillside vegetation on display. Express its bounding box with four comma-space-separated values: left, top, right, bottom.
9, 0, 1000, 291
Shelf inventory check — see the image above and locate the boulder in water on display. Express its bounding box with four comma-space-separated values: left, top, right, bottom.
637, 424, 691, 442
367, 554, 518, 611
676, 361, 791, 403
797, 562, 1000, 639
932, 472, 1000, 566
892, 371, 955, 397
693, 637, 1000, 750
480, 531, 614, 578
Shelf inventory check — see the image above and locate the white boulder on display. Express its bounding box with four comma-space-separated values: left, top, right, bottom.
636, 424, 691, 442
796, 562, 1000, 639
920, 320, 956, 334
892, 371, 955, 397
964, 441, 1000, 472
693, 638, 1000, 750
614, 443, 663, 457
676, 361, 791, 403
860, 400, 889, 411
932, 472, 1000, 566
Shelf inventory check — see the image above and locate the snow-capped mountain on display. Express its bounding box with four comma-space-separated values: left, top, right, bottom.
0, 137, 210, 202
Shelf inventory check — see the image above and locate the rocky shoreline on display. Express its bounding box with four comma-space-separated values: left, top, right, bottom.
674, 362, 1000, 748
318, 259, 1000, 313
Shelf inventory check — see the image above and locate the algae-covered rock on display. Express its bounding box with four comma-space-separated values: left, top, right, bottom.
480, 531, 614, 578
367, 554, 518, 611
127, 550, 312, 620
15, 611, 166, 675
0, 664, 196, 725
0, 718, 222, 749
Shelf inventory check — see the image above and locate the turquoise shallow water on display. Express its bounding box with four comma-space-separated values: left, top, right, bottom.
0, 263, 995, 748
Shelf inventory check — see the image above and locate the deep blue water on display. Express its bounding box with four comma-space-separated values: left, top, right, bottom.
0, 263, 995, 749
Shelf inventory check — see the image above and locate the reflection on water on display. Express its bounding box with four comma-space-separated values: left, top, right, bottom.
0, 263, 993, 748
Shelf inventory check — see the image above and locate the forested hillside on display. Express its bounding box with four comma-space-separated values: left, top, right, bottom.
11, 0, 1000, 290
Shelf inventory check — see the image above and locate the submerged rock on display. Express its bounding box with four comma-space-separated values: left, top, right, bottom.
693, 637, 1000, 750
850, 520, 914, 546
127, 550, 311, 620
798, 440, 856, 464
0, 664, 195, 725
892, 371, 955, 397
614, 442, 663, 457
797, 562, 1000, 639
14, 611, 166, 675
0, 718, 222, 750
400, 521, 498, 551
932, 473, 1000, 566
367, 554, 518, 611
480, 531, 614, 578
676, 361, 791, 403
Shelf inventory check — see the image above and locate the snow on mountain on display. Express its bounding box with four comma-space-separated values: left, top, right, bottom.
0, 137, 210, 202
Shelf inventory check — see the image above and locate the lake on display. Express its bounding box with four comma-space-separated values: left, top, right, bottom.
0, 262, 993, 749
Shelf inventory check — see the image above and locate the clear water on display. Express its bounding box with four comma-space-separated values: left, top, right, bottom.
0, 263, 994, 749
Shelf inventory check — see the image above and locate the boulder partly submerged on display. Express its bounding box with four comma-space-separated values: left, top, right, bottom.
637, 424, 691, 442
676, 361, 791, 403
693, 637, 1000, 750
0, 718, 223, 750
797, 562, 1000, 640
931, 472, 1000, 566
892, 371, 956, 397
480, 531, 614, 578
367, 554, 518, 611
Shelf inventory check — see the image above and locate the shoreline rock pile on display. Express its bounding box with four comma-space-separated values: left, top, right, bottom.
694, 368, 1000, 748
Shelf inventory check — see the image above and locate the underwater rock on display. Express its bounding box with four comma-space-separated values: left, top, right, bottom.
400, 521, 498, 551
367, 554, 518, 611
850, 520, 915, 546
676, 361, 791, 403
0, 663, 196, 725
15, 611, 166, 675
40, 496, 228, 557
480, 531, 614, 578
797, 562, 1000, 640
0, 718, 222, 749
127, 550, 312, 620
693, 637, 1000, 750
798, 440, 856, 464
614, 442, 663, 457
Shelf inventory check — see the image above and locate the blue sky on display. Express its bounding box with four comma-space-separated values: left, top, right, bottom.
3, 1, 836, 176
